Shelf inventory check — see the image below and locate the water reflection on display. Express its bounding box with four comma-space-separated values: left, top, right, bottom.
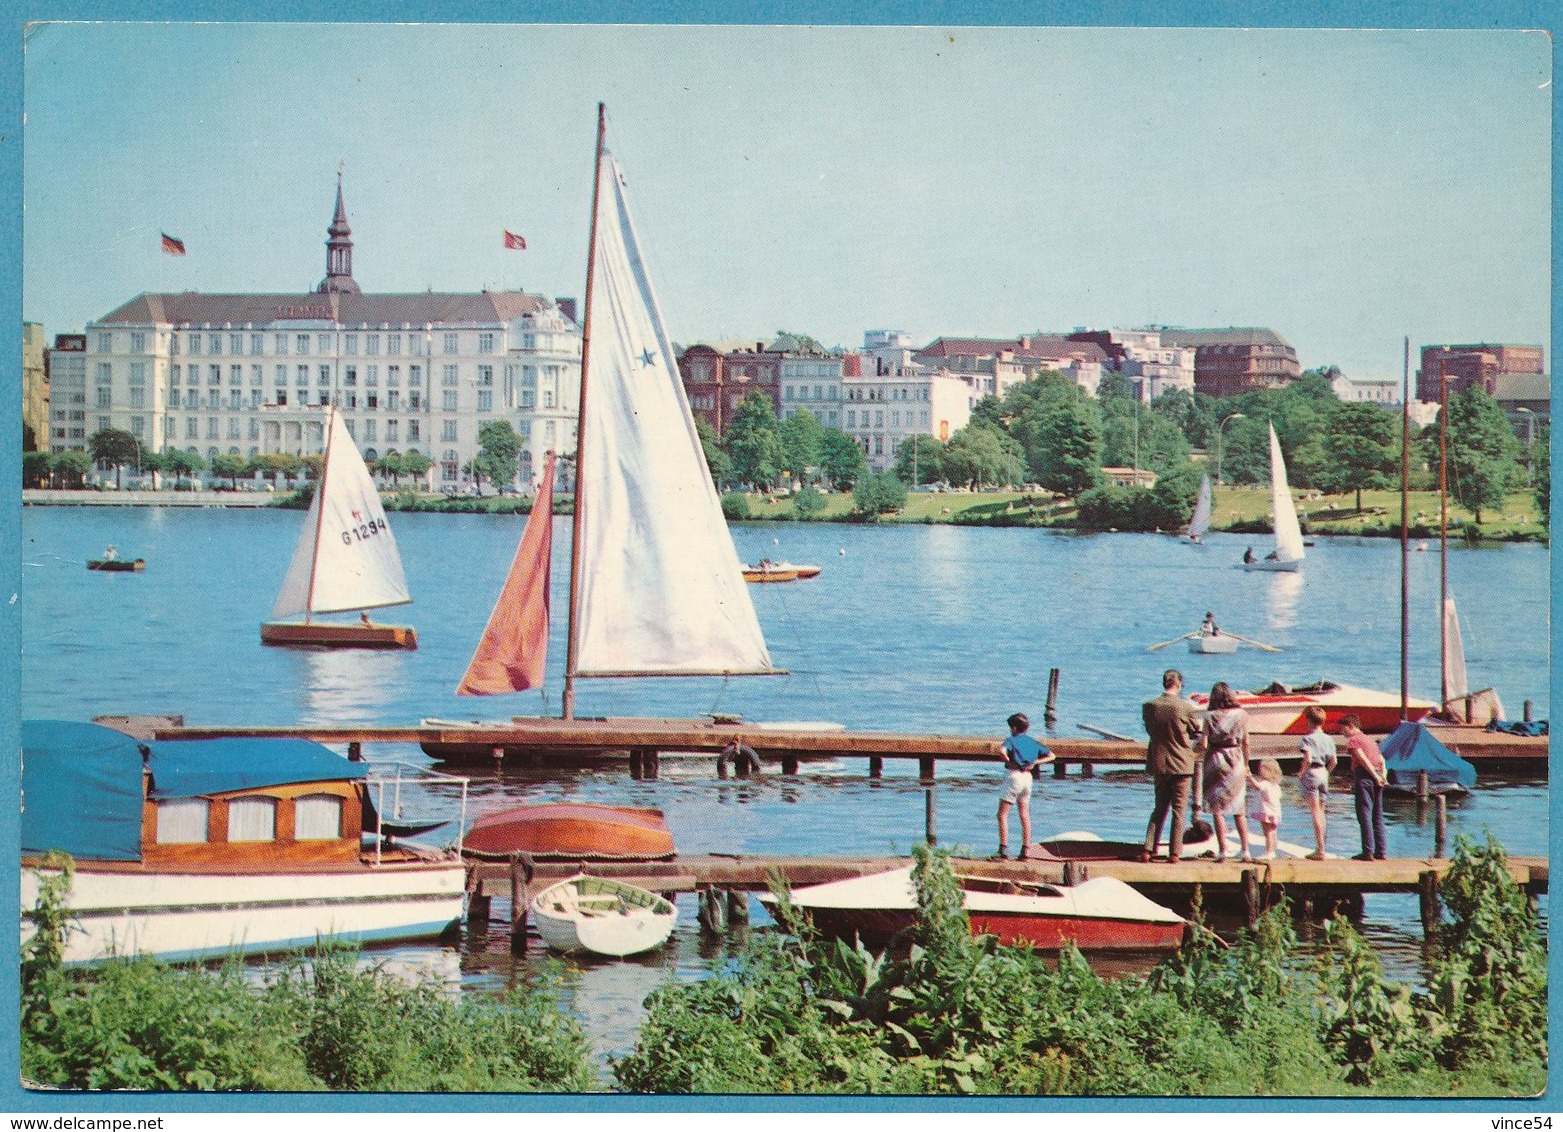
294, 645, 415, 722
1264, 570, 1302, 632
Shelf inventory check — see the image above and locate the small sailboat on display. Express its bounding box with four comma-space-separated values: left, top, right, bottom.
444, 104, 781, 722
261, 406, 416, 649
1440, 591, 1506, 724
529, 874, 678, 958
1186, 474, 1212, 543
1242, 424, 1305, 572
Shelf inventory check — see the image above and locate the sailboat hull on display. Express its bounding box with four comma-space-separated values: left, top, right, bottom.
1242, 559, 1301, 573
261, 622, 417, 649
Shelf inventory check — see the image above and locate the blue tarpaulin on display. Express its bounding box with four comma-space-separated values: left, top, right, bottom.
1380, 720, 1478, 789
22, 720, 366, 862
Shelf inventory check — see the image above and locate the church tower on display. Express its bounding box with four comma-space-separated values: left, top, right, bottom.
317, 172, 361, 295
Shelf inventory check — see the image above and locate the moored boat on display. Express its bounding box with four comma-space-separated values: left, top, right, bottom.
1190, 680, 1434, 734
762, 865, 1186, 953
463, 802, 675, 861
529, 874, 677, 957
20, 720, 469, 965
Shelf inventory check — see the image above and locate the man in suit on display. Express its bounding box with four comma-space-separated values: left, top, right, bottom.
1142, 668, 1202, 862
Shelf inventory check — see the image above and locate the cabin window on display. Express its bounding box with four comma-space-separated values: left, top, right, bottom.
227, 797, 278, 842
295, 794, 344, 840
156, 799, 210, 844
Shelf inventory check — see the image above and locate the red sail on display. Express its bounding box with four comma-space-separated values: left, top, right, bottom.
456, 454, 556, 695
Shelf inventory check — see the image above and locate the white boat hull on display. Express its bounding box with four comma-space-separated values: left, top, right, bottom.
1243, 559, 1301, 572
1191, 681, 1436, 734
20, 861, 467, 966
530, 875, 677, 958
1187, 634, 1239, 654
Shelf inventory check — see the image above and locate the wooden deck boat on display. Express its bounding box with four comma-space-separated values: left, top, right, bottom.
1190, 680, 1435, 734
743, 561, 800, 582
463, 802, 675, 861
762, 865, 1186, 952
260, 619, 417, 650
529, 874, 677, 957
20, 720, 468, 965
772, 561, 821, 579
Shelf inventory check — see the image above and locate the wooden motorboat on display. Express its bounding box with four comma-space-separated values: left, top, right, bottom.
743, 561, 800, 583
773, 561, 821, 579
761, 865, 1186, 953
463, 802, 675, 861
1190, 680, 1435, 734
529, 874, 677, 957
261, 406, 416, 650
20, 720, 469, 965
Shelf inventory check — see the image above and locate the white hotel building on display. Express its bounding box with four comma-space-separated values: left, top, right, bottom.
62, 182, 582, 491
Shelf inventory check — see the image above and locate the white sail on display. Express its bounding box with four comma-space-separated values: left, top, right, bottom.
571, 151, 775, 676
1188, 474, 1212, 539
269, 408, 412, 619
1442, 592, 1468, 702
1267, 424, 1305, 563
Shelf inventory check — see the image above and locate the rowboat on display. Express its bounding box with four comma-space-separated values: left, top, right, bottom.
1187, 631, 1238, 654
463, 802, 675, 861
1190, 680, 1435, 734
761, 866, 1186, 952
87, 557, 145, 572
20, 720, 469, 965
261, 406, 417, 650
529, 874, 677, 957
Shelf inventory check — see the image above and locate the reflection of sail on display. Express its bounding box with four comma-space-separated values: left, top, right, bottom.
1265, 570, 1303, 631
297, 649, 408, 721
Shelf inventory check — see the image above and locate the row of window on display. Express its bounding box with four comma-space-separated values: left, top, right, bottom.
99, 328, 570, 359
844, 409, 931, 430
155, 793, 342, 845
109, 361, 562, 394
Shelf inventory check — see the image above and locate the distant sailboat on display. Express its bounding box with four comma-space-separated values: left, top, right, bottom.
1186, 474, 1213, 543
453, 104, 781, 707
1242, 424, 1305, 573
261, 406, 416, 649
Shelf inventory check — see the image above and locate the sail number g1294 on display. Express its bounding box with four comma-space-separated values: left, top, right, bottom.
341, 518, 389, 545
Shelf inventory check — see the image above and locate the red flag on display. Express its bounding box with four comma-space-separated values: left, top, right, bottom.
456, 453, 555, 695
161, 232, 186, 256
503, 230, 527, 251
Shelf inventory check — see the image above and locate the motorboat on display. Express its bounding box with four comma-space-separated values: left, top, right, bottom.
529, 874, 677, 957
743, 561, 800, 583
771, 561, 822, 578
20, 720, 469, 965
463, 802, 675, 861
1189, 680, 1435, 734
760, 865, 1186, 952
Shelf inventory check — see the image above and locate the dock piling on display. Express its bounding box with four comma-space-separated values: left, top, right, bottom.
1241, 868, 1260, 928
347, 741, 363, 762
1044, 668, 1060, 725
1434, 794, 1448, 858
1524, 699, 1533, 723
924, 787, 937, 847
508, 852, 534, 955
918, 756, 935, 784
726, 889, 749, 929
466, 868, 490, 930
1418, 870, 1441, 939
868, 755, 883, 778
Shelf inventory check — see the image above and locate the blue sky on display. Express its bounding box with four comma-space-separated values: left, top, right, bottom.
20, 21, 1553, 380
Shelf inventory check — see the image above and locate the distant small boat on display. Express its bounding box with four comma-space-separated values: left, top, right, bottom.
1186, 474, 1212, 543
761, 865, 1186, 953
464, 802, 675, 861
743, 561, 800, 583
1187, 632, 1239, 654
1242, 424, 1305, 573
530, 874, 677, 957
773, 561, 822, 578
88, 553, 144, 572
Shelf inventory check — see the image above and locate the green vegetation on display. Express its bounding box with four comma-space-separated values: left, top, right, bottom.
468, 419, 524, 492
614, 840, 1545, 1096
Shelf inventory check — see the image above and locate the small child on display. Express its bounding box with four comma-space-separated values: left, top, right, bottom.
1296, 705, 1336, 860
1247, 758, 1284, 859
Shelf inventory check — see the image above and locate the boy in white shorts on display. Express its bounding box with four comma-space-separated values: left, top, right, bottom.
1296, 705, 1337, 859
995, 712, 1054, 860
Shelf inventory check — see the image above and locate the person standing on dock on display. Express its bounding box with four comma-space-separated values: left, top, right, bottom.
1296, 705, 1336, 859
1341, 713, 1389, 860
995, 712, 1052, 860
1141, 669, 1202, 862
1200, 682, 1252, 862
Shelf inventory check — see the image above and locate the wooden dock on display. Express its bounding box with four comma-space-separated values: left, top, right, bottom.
134, 714, 1548, 779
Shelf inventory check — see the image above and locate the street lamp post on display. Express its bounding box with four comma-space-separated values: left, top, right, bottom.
1215, 412, 1245, 484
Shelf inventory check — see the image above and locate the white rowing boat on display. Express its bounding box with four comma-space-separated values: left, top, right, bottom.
529, 874, 677, 957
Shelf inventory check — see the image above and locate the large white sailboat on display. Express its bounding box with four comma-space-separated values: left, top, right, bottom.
447, 104, 780, 712
1242, 424, 1305, 573
261, 406, 417, 649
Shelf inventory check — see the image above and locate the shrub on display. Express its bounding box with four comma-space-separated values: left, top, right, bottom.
720, 491, 752, 521
792, 485, 826, 519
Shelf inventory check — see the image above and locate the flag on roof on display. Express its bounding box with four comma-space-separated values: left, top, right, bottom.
161, 233, 186, 256
503, 230, 527, 251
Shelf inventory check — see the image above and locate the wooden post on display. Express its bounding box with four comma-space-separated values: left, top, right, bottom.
509, 853, 532, 955
629, 750, 643, 780
726, 889, 748, 928
1524, 699, 1533, 723
1044, 667, 1060, 725
347, 741, 363, 762
918, 756, 935, 784
868, 755, 883, 779
1080, 761, 1093, 779
924, 786, 937, 847
1053, 759, 1067, 778
1417, 771, 1429, 802
466, 868, 490, 929
1241, 868, 1260, 929
781, 754, 799, 775
490, 744, 505, 764
1434, 794, 1448, 858
643, 749, 659, 780
1418, 870, 1440, 939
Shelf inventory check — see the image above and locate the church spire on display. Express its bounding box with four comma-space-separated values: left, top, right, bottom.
317, 168, 360, 295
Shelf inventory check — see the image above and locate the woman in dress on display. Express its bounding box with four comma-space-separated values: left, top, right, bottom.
1201, 681, 1253, 862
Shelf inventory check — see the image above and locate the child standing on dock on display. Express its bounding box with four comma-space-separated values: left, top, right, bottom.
1247, 759, 1283, 858
1341, 713, 1389, 860
1296, 706, 1336, 859
996, 712, 1053, 860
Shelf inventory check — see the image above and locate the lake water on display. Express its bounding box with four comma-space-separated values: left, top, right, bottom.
16, 504, 1551, 1065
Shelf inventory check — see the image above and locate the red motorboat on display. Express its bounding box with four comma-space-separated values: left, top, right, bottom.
462, 802, 675, 861
760, 866, 1186, 953
1190, 680, 1435, 734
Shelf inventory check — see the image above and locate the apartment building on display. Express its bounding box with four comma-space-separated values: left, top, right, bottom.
1152, 327, 1300, 397
45, 333, 87, 453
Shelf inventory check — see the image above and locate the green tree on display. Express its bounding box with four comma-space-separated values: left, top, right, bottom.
1445, 387, 1521, 523
1029, 403, 1103, 498
399, 450, 432, 487
210, 453, 248, 489
942, 423, 1024, 489
52, 450, 92, 488
779, 409, 824, 487
1315, 401, 1399, 510
472, 420, 524, 491
724, 393, 784, 490
695, 417, 733, 488
88, 428, 141, 489
892, 433, 945, 486
852, 471, 907, 518
374, 450, 405, 484
818, 429, 866, 492
22, 451, 52, 488
1532, 424, 1549, 526
792, 484, 827, 519
251, 452, 300, 489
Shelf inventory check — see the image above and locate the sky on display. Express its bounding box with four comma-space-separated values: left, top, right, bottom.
18, 21, 1554, 381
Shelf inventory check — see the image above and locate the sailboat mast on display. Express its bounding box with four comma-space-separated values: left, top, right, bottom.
562, 102, 607, 722
303, 406, 337, 625
1400, 336, 1410, 720
1439, 369, 1449, 710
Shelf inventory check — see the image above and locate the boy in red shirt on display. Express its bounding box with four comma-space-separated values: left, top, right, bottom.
1341, 713, 1389, 860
